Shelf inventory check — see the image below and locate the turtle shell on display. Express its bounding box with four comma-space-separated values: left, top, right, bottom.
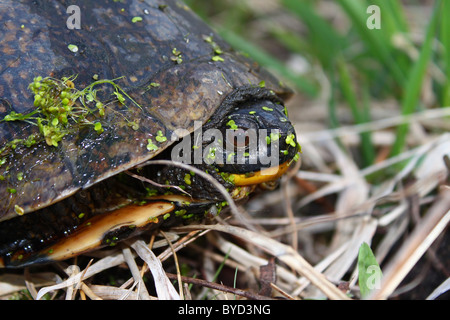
0, 0, 292, 222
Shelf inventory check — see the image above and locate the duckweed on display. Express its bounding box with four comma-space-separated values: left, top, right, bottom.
285, 133, 297, 148
7, 188, 16, 194
184, 173, 192, 185
146, 138, 158, 151
131, 16, 143, 23
270, 132, 280, 142
14, 205, 25, 216
171, 48, 183, 64
226, 119, 238, 130
1, 75, 140, 153
67, 44, 79, 53
203, 35, 224, 62
212, 56, 224, 62
206, 147, 216, 161
175, 209, 187, 217
94, 122, 104, 134
155, 130, 167, 142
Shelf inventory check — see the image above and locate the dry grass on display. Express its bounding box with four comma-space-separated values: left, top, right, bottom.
1, 0, 449, 300
1, 105, 448, 300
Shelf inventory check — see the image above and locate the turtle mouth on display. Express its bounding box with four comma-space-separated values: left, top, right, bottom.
221, 160, 293, 187
219, 160, 293, 192
219, 159, 297, 203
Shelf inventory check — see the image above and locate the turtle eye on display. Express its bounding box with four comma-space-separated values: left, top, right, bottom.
225, 128, 250, 152
223, 117, 258, 152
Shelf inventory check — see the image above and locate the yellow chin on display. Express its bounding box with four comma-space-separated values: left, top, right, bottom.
230, 160, 293, 186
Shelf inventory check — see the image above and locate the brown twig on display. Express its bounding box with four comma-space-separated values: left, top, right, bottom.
165, 272, 274, 300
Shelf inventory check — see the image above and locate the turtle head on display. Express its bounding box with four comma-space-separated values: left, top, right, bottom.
196, 87, 299, 188
165, 86, 300, 198
209, 97, 299, 179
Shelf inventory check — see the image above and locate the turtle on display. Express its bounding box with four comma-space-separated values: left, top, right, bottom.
0, 0, 299, 268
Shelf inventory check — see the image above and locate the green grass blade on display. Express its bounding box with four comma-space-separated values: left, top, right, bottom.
337, 59, 375, 166
369, 0, 411, 78
281, 0, 344, 69
389, 0, 442, 157
361, 85, 376, 166
358, 242, 382, 299
441, 0, 450, 106
337, 0, 406, 86
270, 28, 307, 55
328, 68, 340, 130
371, 0, 408, 34
218, 29, 318, 97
